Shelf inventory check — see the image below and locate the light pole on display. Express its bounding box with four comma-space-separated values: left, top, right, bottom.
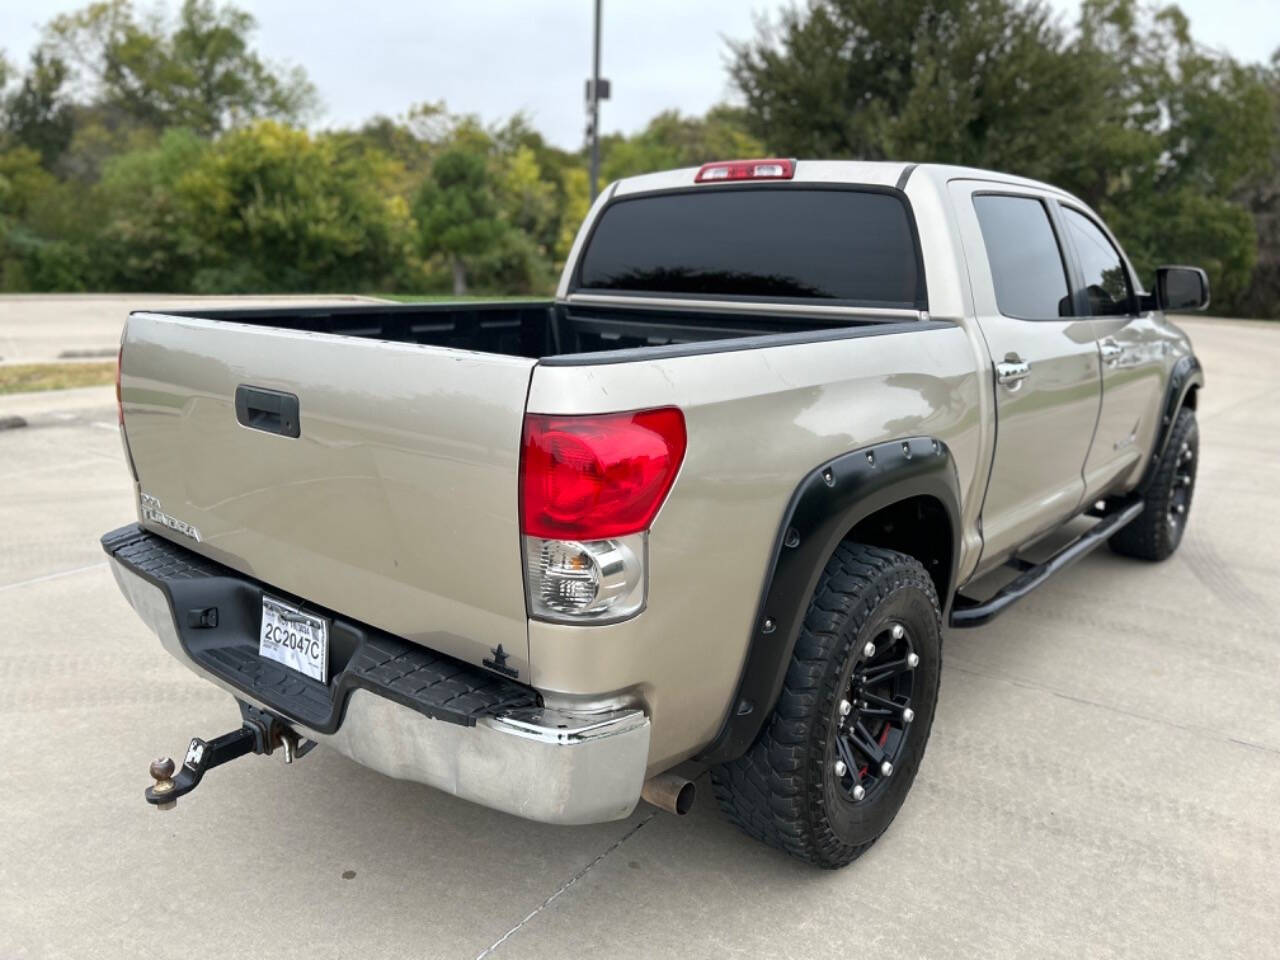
586, 0, 609, 202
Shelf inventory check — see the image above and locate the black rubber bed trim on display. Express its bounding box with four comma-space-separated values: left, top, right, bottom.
538, 319, 953, 366
102, 525, 538, 732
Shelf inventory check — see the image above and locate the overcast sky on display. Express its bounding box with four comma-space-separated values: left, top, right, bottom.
2, 0, 1277, 150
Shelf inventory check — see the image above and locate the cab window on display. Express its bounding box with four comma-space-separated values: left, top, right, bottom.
1060, 206, 1134, 316
973, 194, 1072, 320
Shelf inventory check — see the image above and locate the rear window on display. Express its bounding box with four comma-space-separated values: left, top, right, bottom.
575, 188, 923, 307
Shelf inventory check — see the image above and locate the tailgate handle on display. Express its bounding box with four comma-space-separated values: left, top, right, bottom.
235, 386, 300, 438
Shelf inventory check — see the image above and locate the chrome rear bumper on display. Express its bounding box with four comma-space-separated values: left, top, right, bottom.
109, 557, 651, 825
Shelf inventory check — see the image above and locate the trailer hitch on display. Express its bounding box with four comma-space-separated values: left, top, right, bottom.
145, 704, 314, 810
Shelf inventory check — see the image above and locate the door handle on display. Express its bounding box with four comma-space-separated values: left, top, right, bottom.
235, 385, 301, 438
995, 354, 1031, 389
1100, 337, 1124, 365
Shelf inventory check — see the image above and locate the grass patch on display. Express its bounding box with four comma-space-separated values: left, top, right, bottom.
0, 362, 116, 395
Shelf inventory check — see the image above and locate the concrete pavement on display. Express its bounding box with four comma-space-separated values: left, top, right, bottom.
0, 294, 390, 364
1, 315, 1278, 959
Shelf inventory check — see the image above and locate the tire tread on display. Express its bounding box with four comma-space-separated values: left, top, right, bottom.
1110, 407, 1198, 561
711, 543, 941, 868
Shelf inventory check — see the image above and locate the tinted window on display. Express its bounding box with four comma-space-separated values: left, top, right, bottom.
973, 195, 1071, 320
1061, 206, 1133, 316
577, 188, 921, 305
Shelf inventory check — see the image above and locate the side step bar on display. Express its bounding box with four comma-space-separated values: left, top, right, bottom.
950, 500, 1145, 628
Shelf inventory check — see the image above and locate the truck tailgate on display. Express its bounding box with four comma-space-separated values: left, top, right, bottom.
119, 312, 535, 673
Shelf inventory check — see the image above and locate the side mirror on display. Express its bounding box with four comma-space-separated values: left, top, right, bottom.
1155, 266, 1210, 312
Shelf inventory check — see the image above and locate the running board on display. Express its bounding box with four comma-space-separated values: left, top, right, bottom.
950, 500, 1145, 628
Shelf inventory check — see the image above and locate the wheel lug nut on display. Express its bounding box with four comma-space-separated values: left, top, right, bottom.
880, 761, 893, 777
1175, 503, 1186, 515
839, 699, 852, 717
906, 652, 920, 669
863, 641, 876, 658
891, 624, 905, 641
834, 760, 847, 777
902, 707, 914, 723
852, 784, 865, 801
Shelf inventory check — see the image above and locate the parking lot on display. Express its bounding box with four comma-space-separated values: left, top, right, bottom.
2, 305, 1278, 959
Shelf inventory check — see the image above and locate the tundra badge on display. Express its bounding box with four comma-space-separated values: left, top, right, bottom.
139, 492, 202, 543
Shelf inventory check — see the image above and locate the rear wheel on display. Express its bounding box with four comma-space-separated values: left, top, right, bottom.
711, 543, 942, 869
1110, 406, 1198, 562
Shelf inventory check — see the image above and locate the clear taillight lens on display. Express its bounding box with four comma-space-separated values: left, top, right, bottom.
523, 533, 646, 623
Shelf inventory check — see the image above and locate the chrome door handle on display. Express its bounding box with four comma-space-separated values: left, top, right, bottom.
996, 355, 1031, 389
1100, 337, 1124, 365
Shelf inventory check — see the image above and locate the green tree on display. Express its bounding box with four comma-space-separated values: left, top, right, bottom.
172, 121, 414, 292
554, 166, 590, 263
601, 106, 764, 182
2, 51, 76, 169
414, 144, 508, 295
1233, 57, 1280, 318
1075, 0, 1277, 305
0, 146, 91, 290
334, 104, 576, 294
91, 127, 207, 289
729, 0, 1111, 177
42, 0, 317, 136
728, 0, 1279, 312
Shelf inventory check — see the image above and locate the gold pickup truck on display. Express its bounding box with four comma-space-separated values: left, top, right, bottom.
103, 159, 1206, 868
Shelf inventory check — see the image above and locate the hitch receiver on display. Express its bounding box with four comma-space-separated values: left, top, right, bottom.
145, 704, 312, 810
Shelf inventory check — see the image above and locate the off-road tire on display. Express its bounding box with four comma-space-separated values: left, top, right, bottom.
710, 543, 942, 869
1110, 407, 1198, 562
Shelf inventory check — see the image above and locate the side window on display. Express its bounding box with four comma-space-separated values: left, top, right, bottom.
973, 195, 1072, 320
1060, 206, 1133, 316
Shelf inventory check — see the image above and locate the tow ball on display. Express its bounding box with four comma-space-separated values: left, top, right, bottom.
145, 704, 314, 810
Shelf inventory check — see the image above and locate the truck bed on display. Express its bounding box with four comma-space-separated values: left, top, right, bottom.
118, 297, 927, 680
152, 299, 879, 361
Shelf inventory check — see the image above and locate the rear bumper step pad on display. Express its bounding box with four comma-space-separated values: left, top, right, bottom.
101, 524, 538, 732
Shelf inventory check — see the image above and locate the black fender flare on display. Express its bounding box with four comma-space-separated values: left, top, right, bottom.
1138, 354, 1203, 493
697, 436, 962, 765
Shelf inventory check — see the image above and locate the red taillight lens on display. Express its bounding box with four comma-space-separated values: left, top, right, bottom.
695, 158, 795, 183
520, 408, 687, 539
115, 346, 124, 425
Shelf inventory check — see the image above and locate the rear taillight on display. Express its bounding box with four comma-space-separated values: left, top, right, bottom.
695, 158, 795, 183
520, 408, 686, 622
520, 408, 686, 540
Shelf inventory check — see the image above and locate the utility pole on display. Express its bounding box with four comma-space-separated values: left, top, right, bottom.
586, 0, 609, 202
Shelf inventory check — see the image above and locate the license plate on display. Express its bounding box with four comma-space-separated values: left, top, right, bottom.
259, 597, 328, 683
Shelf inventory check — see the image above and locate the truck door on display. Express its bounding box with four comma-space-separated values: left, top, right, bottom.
1054, 203, 1168, 501
949, 182, 1103, 571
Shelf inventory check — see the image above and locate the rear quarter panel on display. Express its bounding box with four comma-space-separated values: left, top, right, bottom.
526, 324, 985, 774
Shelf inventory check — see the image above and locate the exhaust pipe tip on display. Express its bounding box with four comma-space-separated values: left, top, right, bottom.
641, 772, 695, 816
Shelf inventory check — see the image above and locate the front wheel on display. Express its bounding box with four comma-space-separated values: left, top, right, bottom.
711, 543, 942, 869
1110, 406, 1198, 562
